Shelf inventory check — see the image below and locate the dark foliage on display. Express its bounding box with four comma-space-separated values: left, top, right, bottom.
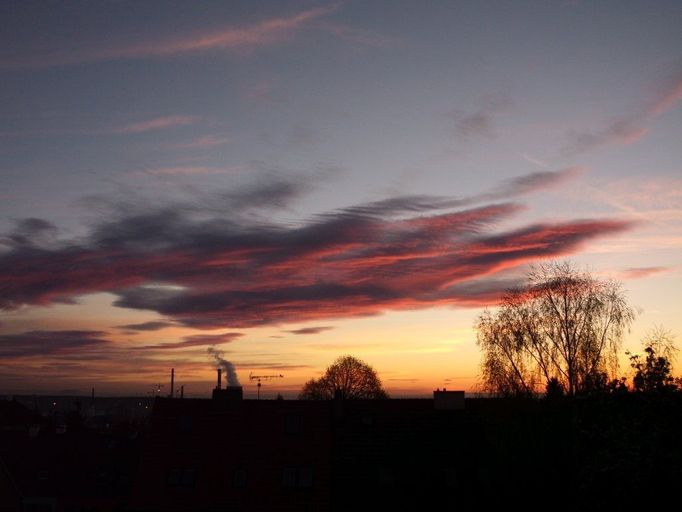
299, 355, 388, 400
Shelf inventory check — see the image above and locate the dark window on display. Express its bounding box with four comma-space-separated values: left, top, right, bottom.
282, 466, 314, 488
377, 466, 394, 486
168, 468, 181, 486
443, 467, 458, 487
177, 415, 193, 433
168, 468, 197, 487
285, 414, 301, 434
298, 467, 314, 488
180, 468, 196, 487
232, 468, 248, 488
22, 505, 54, 512
282, 467, 298, 488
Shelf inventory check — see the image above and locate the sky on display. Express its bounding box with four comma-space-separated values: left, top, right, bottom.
1, 0, 681, 398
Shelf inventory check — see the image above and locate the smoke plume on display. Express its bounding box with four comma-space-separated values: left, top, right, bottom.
208, 346, 240, 386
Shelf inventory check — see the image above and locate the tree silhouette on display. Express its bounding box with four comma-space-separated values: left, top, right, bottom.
298, 355, 389, 399
476, 261, 635, 396
629, 326, 678, 392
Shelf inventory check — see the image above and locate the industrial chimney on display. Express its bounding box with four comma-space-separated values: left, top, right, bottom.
212, 367, 243, 403
170, 368, 175, 398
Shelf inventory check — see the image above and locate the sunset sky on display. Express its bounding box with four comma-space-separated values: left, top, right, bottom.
1, 1, 681, 397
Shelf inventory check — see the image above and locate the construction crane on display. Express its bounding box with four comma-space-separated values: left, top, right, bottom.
248, 372, 284, 400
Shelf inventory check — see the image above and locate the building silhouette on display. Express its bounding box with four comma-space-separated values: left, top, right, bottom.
129, 385, 472, 511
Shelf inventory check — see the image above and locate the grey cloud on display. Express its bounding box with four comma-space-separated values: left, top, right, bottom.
285, 326, 334, 335
0, 330, 110, 359
137, 332, 243, 350
449, 95, 513, 141
117, 321, 176, 332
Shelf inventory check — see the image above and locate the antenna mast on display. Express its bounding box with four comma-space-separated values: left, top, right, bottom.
248, 372, 284, 400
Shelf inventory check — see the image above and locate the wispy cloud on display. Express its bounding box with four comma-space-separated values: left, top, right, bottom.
136, 332, 243, 350
620, 266, 671, 279
487, 166, 585, 198
2, 218, 57, 248
285, 326, 334, 335
315, 21, 400, 48
114, 116, 199, 134
142, 166, 235, 176
122, 5, 337, 58
563, 120, 648, 155
0, 171, 633, 329
340, 167, 583, 219
231, 362, 312, 371
174, 135, 231, 149
649, 73, 682, 116
2, 6, 339, 69
562, 71, 682, 155
449, 95, 513, 142
243, 80, 278, 103
519, 153, 550, 169
577, 176, 682, 223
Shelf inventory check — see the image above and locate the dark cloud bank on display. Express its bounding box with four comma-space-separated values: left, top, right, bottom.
0, 330, 110, 358
0, 169, 633, 332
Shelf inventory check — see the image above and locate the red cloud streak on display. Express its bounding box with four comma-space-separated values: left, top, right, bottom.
0, 197, 634, 328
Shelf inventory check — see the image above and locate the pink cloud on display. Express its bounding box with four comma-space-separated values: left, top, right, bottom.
563, 71, 682, 154
114, 116, 199, 134
2, 5, 398, 71
143, 166, 231, 176
649, 75, 682, 116
174, 135, 231, 149
584, 176, 682, 218
121, 5, 337, 58
3, 6, 339, 68
620, 266, 671, 279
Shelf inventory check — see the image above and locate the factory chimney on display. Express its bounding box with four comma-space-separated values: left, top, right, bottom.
217, 368, 222, 389
170, 368, 175, 398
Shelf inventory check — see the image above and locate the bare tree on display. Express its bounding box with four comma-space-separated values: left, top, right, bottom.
640, 325, 677, 362
476, 261, 635, 396
299, 355, 389, 399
